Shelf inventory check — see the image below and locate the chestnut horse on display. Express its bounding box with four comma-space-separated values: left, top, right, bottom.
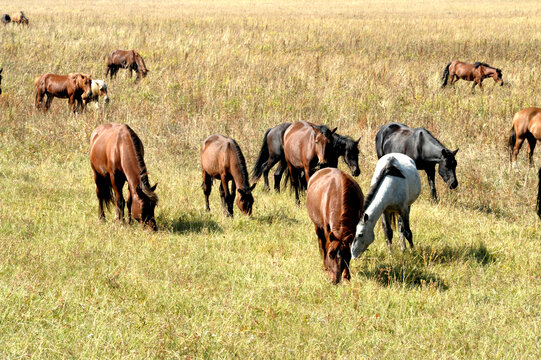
508, 108, 541, 166
306, 168, 364, 284
441, 61, 503, 90
201, 134, 255, 217
283, 121, 337, 204
10, 11, 28, 25
35, 73, 93, 112
90, 123, 158, 231
106, 50, 149, 83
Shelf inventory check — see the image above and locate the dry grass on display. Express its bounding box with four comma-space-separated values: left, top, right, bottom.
0, 0, 540, 358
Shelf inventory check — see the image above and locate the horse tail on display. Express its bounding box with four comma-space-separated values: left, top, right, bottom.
508, 125, 516, 161
441, 62, 451, 88
251, 128, 271, 182
96, 174, 114, 211
537, 167, 541, 219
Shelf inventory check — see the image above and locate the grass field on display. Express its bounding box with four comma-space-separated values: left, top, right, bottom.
0, 0, 540, 358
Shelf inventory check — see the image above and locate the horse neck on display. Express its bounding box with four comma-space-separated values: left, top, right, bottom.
364, 191, 390, 229
418, 132, 445, 163
229, 145, 250, 191
124, 130, 148, 195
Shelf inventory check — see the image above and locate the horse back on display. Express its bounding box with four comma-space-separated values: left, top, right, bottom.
201, 135, 235, 178
90, 123, 135, 176
514, 108, 541, 138
283, 121, 315, 166
376, 122, 413, 158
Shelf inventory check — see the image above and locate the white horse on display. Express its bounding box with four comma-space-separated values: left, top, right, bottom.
351, 153, 421, 258
83, 79, 109, 108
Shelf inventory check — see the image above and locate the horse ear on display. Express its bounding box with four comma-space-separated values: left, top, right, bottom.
452, 148, 459, 156
150, 183, 157, 192
355, 137, 361, 145
331, 127, 337, 134
0, 68, 3, 74
363, 213, 369, 222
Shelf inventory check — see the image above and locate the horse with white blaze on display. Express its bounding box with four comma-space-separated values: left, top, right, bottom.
351, 153, 421, 258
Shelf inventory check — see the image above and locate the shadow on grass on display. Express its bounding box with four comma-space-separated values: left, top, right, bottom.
252, 212, 299, 225
415, 242, 496, 266
160, 214, 223, 234
358, 263, 448, 290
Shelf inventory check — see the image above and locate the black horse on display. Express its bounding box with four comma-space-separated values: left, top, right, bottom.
537, 167, 541, 220
375, 122, 458, 202
251, 122, 361, 192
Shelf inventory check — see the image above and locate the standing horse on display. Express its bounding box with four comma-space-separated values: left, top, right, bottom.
90, 123, 158, 231
83, 79, 110, 107
106, 50, 149, 83
441, 61, 503, 90
306, 168, 364, 284
10, 11, 28, 25
508, 108, 541, 166
201, 135, 255, 217
283, 121, 337, 204
376, 122, 458, 202
351, 153, 421, 258
34, 73, 93, 112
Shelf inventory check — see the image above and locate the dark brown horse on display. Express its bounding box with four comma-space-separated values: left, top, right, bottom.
10, 11, 28, 25
106, 50, 149, 83
441, 61, 503, 90
201, 134, 255, 217
283, 121, 336, 204
509, 108, 541, 166
35, 73, 93, 112
90, 123, 158, 230
306, 168, 364, 284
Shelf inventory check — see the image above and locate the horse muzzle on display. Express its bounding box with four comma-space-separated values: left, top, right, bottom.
352, 168, 360, 177
86, 91, 93, 98
448, 180, 458, 189
104, 96, 110, 103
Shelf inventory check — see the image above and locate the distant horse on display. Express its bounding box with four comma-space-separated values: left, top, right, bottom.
1, 14, 10, 25
283, 121, 337, 204
201, 134, 255, 217
34, 73, 93, 112
106, 50, 149, 83
0, 68, 3, 95
351, 153, 421, 258
90, 123, 158, 231
306, 168, 364, 284
441, 61, 503, 90
537, 167, 541, 220
508, 108, 541, 166
376, 122, 458, 202
10, 11, 28, 25
83, 79, 110, 107
251, 123, 360, 192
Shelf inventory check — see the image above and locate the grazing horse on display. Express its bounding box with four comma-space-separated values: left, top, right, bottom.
441, 61, 503, 90
0, 68, 3, 95
306, 168, 364, 284
106, 49, 149, 83
10, 11, 28, 25
90, 123, 158, 231
508, 108, 541, 167
251, 122, 361, 193
351, 153, 421, 258
83, 79, 110, 107
537, 167, 541, 220
201, 134, 255, 217
34, 73, 93, 113
1, 14, 10, 25
376, 122, 458, 202
283, 121, 337, 204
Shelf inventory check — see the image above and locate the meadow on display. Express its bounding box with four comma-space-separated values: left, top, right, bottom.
0, 0, 540, 358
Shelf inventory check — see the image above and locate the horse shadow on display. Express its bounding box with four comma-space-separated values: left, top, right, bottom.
159, 213, 222, 234
414, 242, 496, 266
357, 262, 448, 290
252, 212, 300, 225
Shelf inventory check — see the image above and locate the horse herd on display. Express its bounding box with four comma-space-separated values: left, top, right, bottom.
0, 26, 540, 283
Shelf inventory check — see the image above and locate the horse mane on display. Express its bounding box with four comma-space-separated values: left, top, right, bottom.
133, 51, 148, 72
230, 138, 251, 191
125, 125, 158, 204
332, 133, 355, 151
474, 62, 502, 75
363, 158, 405, 213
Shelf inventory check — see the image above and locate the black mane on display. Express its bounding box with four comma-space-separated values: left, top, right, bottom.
125, 125, 158, 204
230, 138, 251, 191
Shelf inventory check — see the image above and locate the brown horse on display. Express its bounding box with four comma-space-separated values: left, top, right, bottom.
283, 121, 336, 204
10, 11, 28, 25
201, 134, 255, 217
90, 123, 158, 231
441, 61, 503, 90
508, 108, 541, 166
306, 168, 364, 284
35, 73, 93, 112
106, 50, 149, 83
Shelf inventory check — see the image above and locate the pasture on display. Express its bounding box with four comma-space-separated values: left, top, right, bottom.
0, 0, 540, 358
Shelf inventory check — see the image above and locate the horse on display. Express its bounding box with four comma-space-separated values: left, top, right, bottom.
283, 121, 337, 204
376, 122, 458, 202
106, 50, 149, 83
441, 61, 503, 90
83, 79, 110, 107
351, 153, 421, 258
90, 123, 158, 231
508, 108, 541, 167
34, 73, 93, 113
1, 14, 10, 25
251, 122, 361, 193
10, 11, 28, 25
201, 134, 255, 217
537, 167, 541, 220
306, 168, 364, 284
0, 68, 3, 95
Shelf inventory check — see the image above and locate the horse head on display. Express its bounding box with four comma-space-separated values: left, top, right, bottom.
326, 232, 353, 284
70, 73, 93, 98
438, 148, 459, 189
342, 136, 361, 176
351, 213, 375, 258
95, 80, 110, 103
236, 183, 256, 215
312, 125, 336, 168
132, 182, 158, 231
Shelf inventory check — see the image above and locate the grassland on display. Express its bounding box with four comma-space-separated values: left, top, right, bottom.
0, 0, 540, 358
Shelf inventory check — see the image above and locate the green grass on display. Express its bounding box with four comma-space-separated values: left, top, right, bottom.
0, 0, 540, 358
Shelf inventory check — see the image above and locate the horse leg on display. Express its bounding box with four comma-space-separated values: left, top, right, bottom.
69, 95, 77, 113
526, 135, 537, 167
202, 171, 212, 212
471, 81, 477, 93
229, 181, 237, 215
263, 153, 280, 192
425, 166, 438, 203
35, 90, 44, 109
111, 174, 126, 223
44, 94, 53, 112
381, 211, 394, 251
315, 226, 327, 268
126, 188, 133, 224
399, 207, 414, 249
93, 171, 110, 221
512, 135, 526, 165
219, 177, 233, 217
274, 160, 286, 193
